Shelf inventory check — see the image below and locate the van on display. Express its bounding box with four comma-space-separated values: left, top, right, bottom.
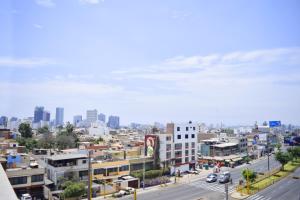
219, 172, 231, 183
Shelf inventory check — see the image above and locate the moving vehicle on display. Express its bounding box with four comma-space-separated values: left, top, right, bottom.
206, 173, 218, 183
219, 172, 231, 183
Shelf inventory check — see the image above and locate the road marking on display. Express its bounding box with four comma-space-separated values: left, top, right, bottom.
246, 194, 270, 200
189, 181, 236, 194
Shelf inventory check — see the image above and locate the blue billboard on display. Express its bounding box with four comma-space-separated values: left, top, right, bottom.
269, 121, 281, 127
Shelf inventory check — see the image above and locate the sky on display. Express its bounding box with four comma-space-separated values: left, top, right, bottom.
0, 0, 300, 126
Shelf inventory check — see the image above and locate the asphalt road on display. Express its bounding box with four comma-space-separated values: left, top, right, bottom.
120, 155, 281, 200
246, 167, 300, 200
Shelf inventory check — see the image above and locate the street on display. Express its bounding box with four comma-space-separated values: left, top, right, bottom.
120, 155, 281, 200
246, 167, 300, 200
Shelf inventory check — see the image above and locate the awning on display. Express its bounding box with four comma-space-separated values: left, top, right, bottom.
231, 157, 242, 162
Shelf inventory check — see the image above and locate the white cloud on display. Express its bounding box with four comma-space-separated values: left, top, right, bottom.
33, 24, 43, 29
79, 0, 102, 5
113, 47, 300, 84
35, 0, 55, 7
0, 57, 55, 68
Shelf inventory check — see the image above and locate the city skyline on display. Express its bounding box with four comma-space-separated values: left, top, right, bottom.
1, 0, 300, 125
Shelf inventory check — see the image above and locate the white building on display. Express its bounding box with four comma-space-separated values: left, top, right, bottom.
160, 121, 198, 174
88, 122, 110, 138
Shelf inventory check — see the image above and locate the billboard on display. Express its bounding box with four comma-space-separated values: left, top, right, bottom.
269, 121, 281, 127
145, 135, 158, 158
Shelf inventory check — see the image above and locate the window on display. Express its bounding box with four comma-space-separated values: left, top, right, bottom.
94, 168, 106, 175
79, 170, 88, 177
191, 156, 195, 161
9, 176, 27, 185
119, 165, 129, 172
82, 160, 87, 164
107, 167, 118, 174
166, 152, 171, 159
185, 157, 189, 163
191, 134, 195, 138
191, 142, 195, 148
166, 144, 171, 151
185, 142, 189, 149
175, 151, 182, 158
185, 150, 189, 155
191, 149, 195, 155
193, 127, 196, 131
177, 135, 181, 139
177, 127, 180, 131
166, 136, 171, 141
186, 127, 189, 131
175, 143, 182, 150
31, 174, 44, 182
185, 134, 188, 139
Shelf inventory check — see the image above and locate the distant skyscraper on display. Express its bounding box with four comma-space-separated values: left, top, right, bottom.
0, 116, 8, 127
98, 113, 106, 123
55, 107, 64, 126
86, 109, 97, 123
73, 115, 82, 126
43, 111, 50, 122
34, 106, 44, 123
107, 115, 120, 129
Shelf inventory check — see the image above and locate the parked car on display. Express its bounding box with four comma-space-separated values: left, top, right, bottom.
124, 187, 135, 194
219, 172, 231, 183
113, 190, 126, 198
206, 173, 218, 183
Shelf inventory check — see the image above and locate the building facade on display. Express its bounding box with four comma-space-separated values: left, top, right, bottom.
107, 116, 120, 129
98, 113, 106, 123
87, 109, 98, 124
55, 107, 64, 126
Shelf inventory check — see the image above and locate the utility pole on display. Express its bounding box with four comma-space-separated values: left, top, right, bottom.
247, 168, 250, 194
225, 183, 228, 200
143, 156, 145, 189
267, 140, 270, 171
87, 150, 92, 200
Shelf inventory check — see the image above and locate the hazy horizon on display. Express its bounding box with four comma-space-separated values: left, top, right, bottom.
1, 0, 300, 125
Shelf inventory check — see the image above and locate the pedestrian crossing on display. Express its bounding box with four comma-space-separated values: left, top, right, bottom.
246, 194, 271, 200
188, 181, 236, 194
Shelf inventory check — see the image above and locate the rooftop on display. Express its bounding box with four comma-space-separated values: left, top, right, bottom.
211, 142, 238, 148
47, 153, 87, 161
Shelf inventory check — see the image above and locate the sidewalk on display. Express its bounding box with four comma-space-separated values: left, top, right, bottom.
88, 168, 214, 200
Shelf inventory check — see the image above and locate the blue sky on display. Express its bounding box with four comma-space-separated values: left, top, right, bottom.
0, 0, 300, 125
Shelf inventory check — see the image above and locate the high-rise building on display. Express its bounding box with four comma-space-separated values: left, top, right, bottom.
34, 106, 44, 123
73, 115, 82, 126
98, 113, 106, 123
107, 115, 120, 129
55, 107, 64, 126
86, 109, 97, 123
0, 116, 8, 127
43, 111, 50, 122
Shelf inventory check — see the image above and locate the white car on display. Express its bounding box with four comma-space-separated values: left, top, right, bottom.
124, 187, 135, 194
21, 194, 32, 200
114, 190, 126, 197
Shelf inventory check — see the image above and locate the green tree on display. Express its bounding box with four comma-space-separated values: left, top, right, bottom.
63, 182, 85, 199
38, 132, 55, 149
16, 137, 38, 151
275, 151, 291, 170
37, 126, 50, 135
18, 123, 33, 138
65, 122, 74, 135
242, 169, 257, 183
56, 134, 76, 150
